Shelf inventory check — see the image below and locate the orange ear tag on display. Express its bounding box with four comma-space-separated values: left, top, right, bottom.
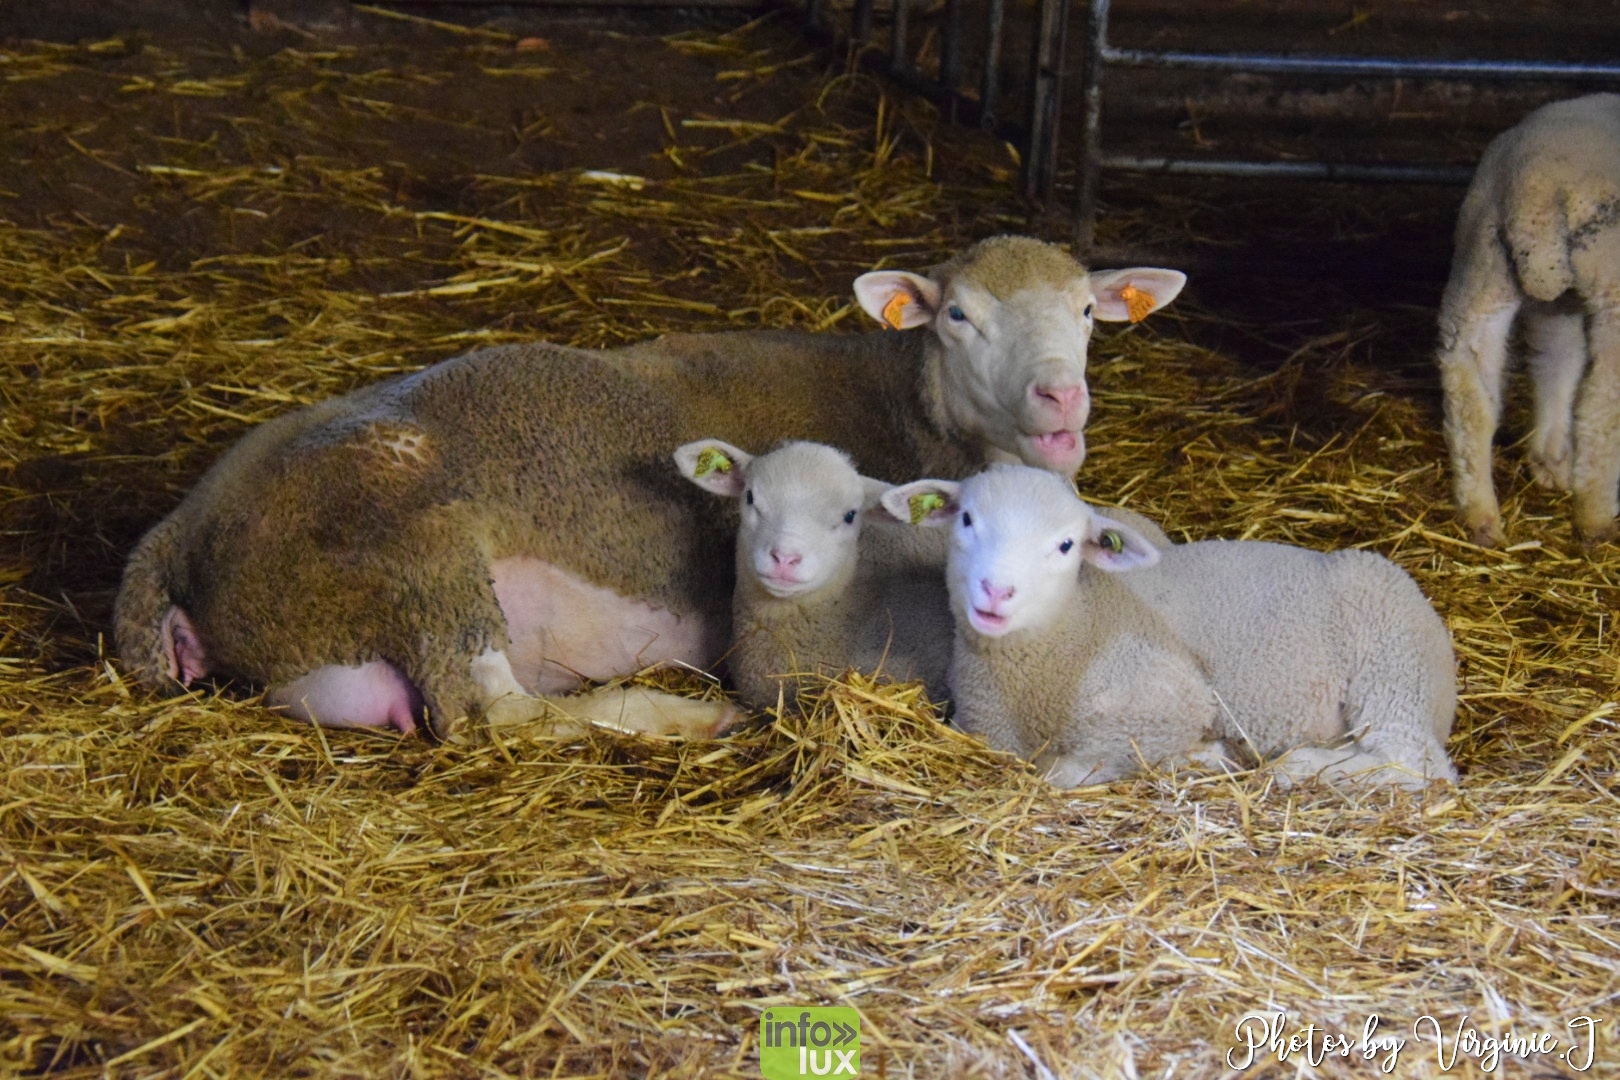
881, 292, 910, 330
1119, 284, 1155, 324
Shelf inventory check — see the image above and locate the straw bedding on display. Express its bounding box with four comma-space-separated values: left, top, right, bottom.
0, 9, 1615, 1078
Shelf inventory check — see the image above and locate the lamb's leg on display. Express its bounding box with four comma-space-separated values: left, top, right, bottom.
1569, 299, 1620, 544
1522, 305, 1587, 492
1273, 738, 1454, 791
1436, 240, 1521, 548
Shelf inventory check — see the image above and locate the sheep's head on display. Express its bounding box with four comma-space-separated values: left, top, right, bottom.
675, 439, 889, 602
882, 464, 1159, 638
854, 236, 1185, 476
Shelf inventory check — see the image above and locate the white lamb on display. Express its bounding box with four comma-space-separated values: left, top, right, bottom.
883, 466, 1458, 789
675, 439, 955, 712
1437, 92, 1620, 546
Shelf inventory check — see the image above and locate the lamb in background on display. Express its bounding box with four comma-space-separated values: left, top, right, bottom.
884, 466, 1457, 790
1437, 93, 1620, 547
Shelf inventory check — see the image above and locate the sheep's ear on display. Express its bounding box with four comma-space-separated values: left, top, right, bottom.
673, 439, 751, 497
853, 270, 942, 330
878, 480, 961, 527
859, 476, 893, 513
1087, 268, 1187, 323
1082, 513, 1161, 571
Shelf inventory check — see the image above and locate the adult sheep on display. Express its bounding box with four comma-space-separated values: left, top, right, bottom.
1437, 93, 1620, 546
115, 236, 1186, 738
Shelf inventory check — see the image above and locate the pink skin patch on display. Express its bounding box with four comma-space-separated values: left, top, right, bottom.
267, 661, 423, 735
490, 556, 717, 695
161, 606, 211, 685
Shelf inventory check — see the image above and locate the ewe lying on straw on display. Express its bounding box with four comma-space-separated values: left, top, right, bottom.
114, 236, 1185, 739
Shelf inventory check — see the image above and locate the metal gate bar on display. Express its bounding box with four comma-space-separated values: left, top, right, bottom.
791, 0, 1068, 201
1073, 0, 1620, 250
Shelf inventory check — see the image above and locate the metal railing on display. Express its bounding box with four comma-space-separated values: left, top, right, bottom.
1072, 0, 1620, 248
791, 0, 1620, 252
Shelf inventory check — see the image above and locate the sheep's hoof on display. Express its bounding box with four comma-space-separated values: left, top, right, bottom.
1576, 518, 1618, 550
1527, 453, 1573, 492
707, 702, 747, 738
437, 711, 475, 744
1462, 516, 1507, 549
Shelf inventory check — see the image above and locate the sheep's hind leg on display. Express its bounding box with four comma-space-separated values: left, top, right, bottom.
1523, 304, 1586, 492
1570, 300, 1620, 544
1436, 241, 1520, 547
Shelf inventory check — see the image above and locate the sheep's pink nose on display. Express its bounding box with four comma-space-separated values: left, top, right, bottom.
979, 579, 1014, 605
1033, 382, 1086, 420
770, 548, 803, 570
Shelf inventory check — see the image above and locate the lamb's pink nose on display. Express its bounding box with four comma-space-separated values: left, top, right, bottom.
979, 579, 1015, 606
1033, 382, 1086, 421
771, 549, 803, 570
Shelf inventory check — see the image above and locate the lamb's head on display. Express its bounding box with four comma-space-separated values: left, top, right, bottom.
882, 465, 1159, 638
675, 439, 888, 602
853, 236, 1185, 475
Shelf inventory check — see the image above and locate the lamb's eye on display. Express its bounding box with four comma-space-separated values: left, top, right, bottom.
745, 490, 754, 506
1083, 303, 1094, 319
961, 511, 973, 527
1099, 530, 1124, 554
1059, 539, 1075, 555
843, 509, 858, 525
947, 304, 967, 322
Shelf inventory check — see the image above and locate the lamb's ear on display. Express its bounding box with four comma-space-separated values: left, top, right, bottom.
878, 480, 961, 527
859, 476, 894, 514
1087, 268, 1187, 324
853, 270, 942, 330
673, 440, 751, 497
1081, 513, 1161, 571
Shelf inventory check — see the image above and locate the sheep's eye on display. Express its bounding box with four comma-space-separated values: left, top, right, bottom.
745, 490, 754, 506
961, 511, 973, 527
947, 304, 967, 323
1059, 539, 1075, 555
1099, 530, 1124, 554
842, 509, 858, 525
1083, 303, 1094, 319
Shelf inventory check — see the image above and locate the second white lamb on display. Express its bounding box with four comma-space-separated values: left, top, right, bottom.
884, 465, 1458, 789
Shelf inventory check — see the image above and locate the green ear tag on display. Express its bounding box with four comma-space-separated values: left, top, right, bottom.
694, 446, 733, 478
908, 491, 946, 525
1099, 529, 1125, 554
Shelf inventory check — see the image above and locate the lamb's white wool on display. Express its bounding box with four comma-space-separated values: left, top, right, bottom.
676, 439, 953, 712
883, 465, 1458, 790
1437, 92, 1620, 545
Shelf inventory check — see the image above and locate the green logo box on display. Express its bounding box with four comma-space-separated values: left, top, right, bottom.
759, 1007, 861, 1079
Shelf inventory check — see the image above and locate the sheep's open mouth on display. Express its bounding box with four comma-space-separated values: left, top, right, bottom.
1022, 429, 1083, 469
971, 607, 1010, 634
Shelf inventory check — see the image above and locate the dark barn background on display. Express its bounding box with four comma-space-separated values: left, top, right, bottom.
0, 2, 1616, 1077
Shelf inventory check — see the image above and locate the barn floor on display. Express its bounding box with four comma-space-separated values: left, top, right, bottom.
1, 4, 1616, 1078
